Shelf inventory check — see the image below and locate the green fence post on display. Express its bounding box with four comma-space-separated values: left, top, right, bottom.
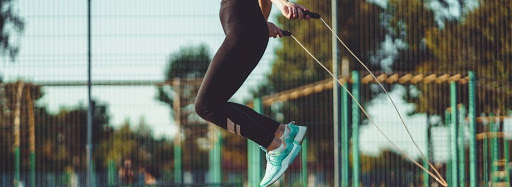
505, 140, 510, 167
504, 138, 510, 185
351, 71, 360, 187
459, 104, 466, 186
302, 138, 308, 187
174, 132, 182, 183
341, 82, 349, 187
14, 147, 20, 186
450, 81, 458, 187
483, 136, 489, 185
490, 113, 498, 181
209, 128, 222, 183
424, 122, 431, 187
248, 98, 264, 187
108, 160, 115, 186
30, 151, 35, 187
447, 160, 452, 187
468, 71, 477, 187
445, 110, 453, 186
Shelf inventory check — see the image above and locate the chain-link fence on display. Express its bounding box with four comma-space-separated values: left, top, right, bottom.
1, 0, 511, 186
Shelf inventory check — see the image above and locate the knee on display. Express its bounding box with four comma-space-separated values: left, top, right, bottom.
195, 100, 206, 118
195, 99, 213, 120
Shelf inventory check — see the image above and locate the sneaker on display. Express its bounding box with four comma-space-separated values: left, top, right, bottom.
282, 122, 308, 144
260, 138, 301, 187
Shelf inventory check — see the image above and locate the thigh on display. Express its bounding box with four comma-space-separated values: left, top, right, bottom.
196, 0, 269, 106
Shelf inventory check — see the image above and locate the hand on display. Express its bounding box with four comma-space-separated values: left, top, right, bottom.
267, 22, 283, 38
279, 2, 311, 20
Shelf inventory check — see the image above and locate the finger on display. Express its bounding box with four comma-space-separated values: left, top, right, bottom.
277, 29, 283, 38
296, 4, 309, 12
290, 6, 295, 19
297, 8, 303, 19
292, 7, 297, 19
287, 7, 293, 19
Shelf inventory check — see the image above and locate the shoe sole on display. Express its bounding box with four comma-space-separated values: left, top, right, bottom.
262, 143, 302, 187
294, 126, 307, 144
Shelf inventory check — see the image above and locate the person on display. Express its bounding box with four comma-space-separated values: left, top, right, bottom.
194, 0, 310, 186
118, 159, 135, 185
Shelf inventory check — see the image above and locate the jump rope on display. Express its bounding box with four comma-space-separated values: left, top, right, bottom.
280, 11, 448, 186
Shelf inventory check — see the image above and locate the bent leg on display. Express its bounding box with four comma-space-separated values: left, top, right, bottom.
195, 0, 277, 147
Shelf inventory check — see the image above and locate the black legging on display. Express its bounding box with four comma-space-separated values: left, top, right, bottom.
195, 0, 280, 147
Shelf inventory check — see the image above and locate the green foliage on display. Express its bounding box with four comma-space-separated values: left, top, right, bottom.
0, 0, 25, 61
157, 44, 211, 111
156, 43, 214, 173
0, 82, 175, 175
95, 120, 174, 175
0, 82, 112, 172
96, 122, 137, 169
165, 44, 211, 80
36, 101, 111, 171
389, 0, 512, 114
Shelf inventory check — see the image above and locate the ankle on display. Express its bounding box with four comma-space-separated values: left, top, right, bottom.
266, 137, 282, 151
274, 124, 287, 137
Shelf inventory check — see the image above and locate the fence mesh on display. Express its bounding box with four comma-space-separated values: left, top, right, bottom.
1, 0, 511, 186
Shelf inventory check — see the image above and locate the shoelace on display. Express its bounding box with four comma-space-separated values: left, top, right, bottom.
260, 146, 279, 165
266, 153, 281, 166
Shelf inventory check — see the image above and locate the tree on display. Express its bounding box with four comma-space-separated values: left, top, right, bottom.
0, 82, 112, 172
95, 119, 175, 182
0, 0, 25, 61
387, 0, 512, 115
36, 99, 111, 171
156, 44, 210, 115
164, 44, 210, 80
0, 82, 42, 172
156, 44, 212, 179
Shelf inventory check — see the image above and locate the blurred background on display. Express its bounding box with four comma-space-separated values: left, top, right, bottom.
0, 0, 511, 186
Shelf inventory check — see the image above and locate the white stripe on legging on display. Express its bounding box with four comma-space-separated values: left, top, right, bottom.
227, 118, 235, 134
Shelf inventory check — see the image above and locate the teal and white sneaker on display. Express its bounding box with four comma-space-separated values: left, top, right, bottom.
282, 122, 308, 144
260, 138, 301, 187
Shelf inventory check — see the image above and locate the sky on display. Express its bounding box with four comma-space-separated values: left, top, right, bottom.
2, 0, 505, 161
